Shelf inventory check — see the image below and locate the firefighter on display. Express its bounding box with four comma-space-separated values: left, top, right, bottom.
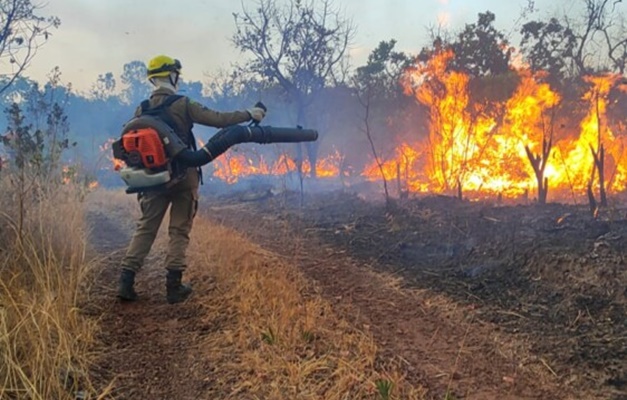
118, 55, 266, 304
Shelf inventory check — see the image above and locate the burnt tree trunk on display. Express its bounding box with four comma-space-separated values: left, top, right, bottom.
590, 144, 607, 207
456, 177, 463, 200
294, 100, 307, 206
587, 160, 599, 218
524, 136, 552, 205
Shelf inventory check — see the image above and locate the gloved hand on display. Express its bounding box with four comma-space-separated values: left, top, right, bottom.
247, 106, 266, 123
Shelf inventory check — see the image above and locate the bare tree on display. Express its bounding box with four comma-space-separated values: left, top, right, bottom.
232, 0, 355, 180
601, 6, 627, 73
355, 80, 390, 206
0, 0, 59, 94
524, 112, 554, 204
563, 0, 626, 75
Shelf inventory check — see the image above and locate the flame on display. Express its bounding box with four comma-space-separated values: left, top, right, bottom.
362, 49, 627, 201
362, 143, 429, 192
62, 165, 72, 185
100, 138, 124, 171
92, 68, 627, 203
212, 152, 272, 184
552, 74, 627, 193
210, 148, 343, 183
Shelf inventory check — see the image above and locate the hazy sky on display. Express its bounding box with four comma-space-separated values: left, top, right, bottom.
23, 0, 571, 93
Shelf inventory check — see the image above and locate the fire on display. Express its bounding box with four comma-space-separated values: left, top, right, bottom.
100, 138, 124, 171
404, 50, 499, 194
210, 148, 343, 183
363, 49, 627, 201
211, 152, 272, 184
552, 75, 627, 193
62, 165, 72, 185
93, 69, 627, 203
303, 148, 343, 178
362, 143, 429, 192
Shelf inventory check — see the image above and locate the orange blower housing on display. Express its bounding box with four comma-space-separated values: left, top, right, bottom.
121, 128, 168, 170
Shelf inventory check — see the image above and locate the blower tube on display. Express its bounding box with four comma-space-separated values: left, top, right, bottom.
176, 125, 318, 168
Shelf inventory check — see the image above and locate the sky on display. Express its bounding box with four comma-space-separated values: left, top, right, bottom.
21, 0, 573, 93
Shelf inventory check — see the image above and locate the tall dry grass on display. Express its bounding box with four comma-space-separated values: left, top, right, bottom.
0, 177, 110, 399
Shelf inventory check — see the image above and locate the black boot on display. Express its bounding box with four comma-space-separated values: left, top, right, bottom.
118, 269, 138, 301
166, 270, 192, 304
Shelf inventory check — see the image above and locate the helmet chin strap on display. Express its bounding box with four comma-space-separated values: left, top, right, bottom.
149, 75, 179, 92
169, 72, 180, 88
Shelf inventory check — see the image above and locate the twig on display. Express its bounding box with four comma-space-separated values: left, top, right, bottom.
539, 358, 559, 378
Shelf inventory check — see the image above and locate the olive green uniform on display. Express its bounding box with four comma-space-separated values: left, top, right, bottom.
121, 87, 251, 273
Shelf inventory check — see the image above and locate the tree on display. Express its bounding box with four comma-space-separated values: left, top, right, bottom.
120, 60, 151, 104
418, 12, 518, 122
2, 69, 73, 237
520, 18, 576, 82
354, 40, 412, 102
90, 72, 116, 100
521, 0, 627, 78
449, 11, 512, 77
0, 0, 60, 94
353, 40, 416, 198
232, 0, 355, 178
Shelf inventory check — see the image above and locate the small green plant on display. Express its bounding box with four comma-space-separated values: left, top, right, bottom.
301, 330, 315, 344
444, 391, 458, 400
375, 378, 394, 400
261, 327, 277, 345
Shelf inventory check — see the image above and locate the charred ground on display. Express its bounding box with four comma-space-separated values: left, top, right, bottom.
207, 187, 626, 399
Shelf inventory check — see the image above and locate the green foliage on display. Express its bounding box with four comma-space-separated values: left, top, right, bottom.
261, 327, 277, 345
374, 378, 394, 400
450, 11, 512, 77
301, 330, 315, 344
354, 40, 412, 101
520, 18, 576, 83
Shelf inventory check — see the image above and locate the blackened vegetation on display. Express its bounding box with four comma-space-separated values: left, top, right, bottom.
212, 190, 626, 397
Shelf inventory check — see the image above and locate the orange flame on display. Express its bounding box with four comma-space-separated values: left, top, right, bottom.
363, 49, 627, 200
100, 138, 124, 171
210, 148, 343, 183
552, 74, 627, 193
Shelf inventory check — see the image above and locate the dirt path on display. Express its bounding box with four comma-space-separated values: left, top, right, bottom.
208, 202, 587, 400
87, 210, 214, 400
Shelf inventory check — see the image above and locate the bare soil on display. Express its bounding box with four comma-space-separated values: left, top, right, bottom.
86, 210, 217, 399
206, 188, 626, 400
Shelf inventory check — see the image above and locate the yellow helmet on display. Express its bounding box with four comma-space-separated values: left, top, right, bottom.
146, 55, 182, 79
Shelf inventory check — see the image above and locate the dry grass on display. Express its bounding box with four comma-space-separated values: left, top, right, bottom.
184, 215, 426, 399
0, 178, 111, 399
88, 188, 427, 398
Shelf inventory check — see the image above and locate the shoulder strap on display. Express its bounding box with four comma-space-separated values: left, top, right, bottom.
160, 94, 184, 108
140, 94, 184, 115
139, 95, 183, 133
